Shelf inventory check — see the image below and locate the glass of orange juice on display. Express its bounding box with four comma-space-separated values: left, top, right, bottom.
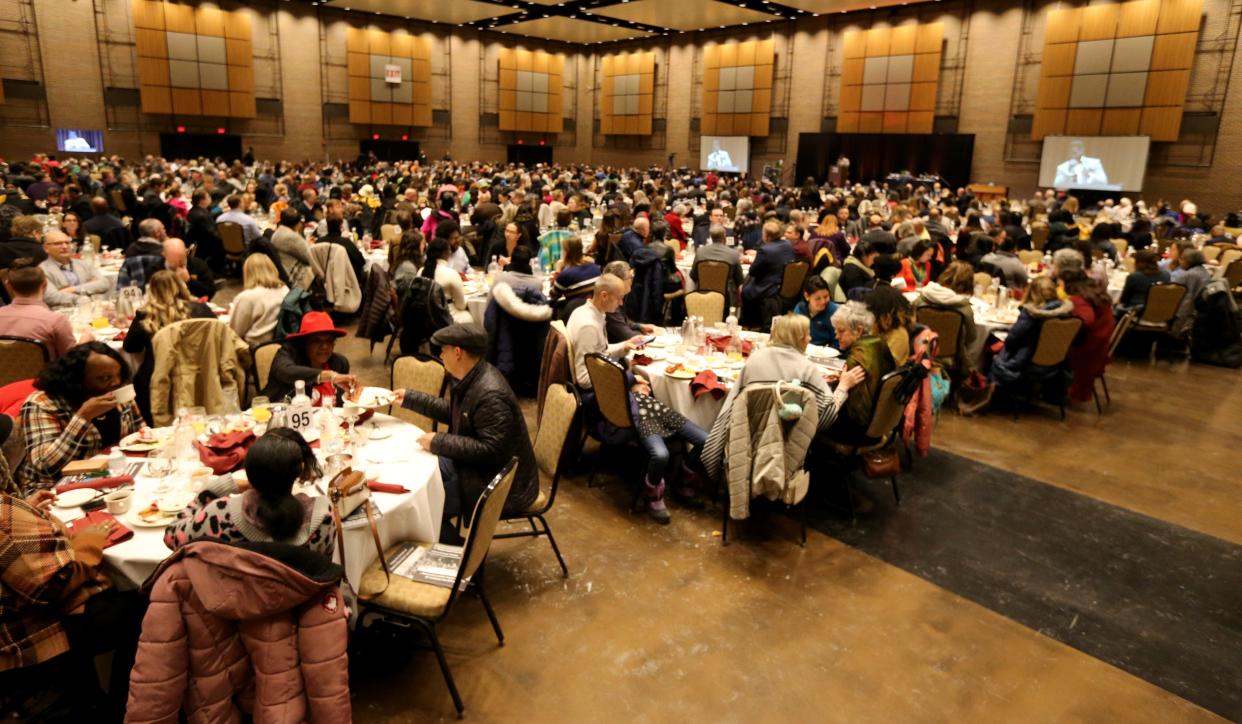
187, 406, 207, 435
251, 396, 272, 423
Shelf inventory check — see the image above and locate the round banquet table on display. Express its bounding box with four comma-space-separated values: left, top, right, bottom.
56, 412, 444, 591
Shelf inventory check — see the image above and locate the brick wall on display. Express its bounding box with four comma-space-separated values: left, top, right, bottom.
3, 1, 1241, 210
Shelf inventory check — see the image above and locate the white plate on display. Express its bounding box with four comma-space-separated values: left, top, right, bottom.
368, 424, 393, 440
806, 345, 841, 359
119, 429, 165, 453
353, 386, 396, 410
55, 488, 101, 508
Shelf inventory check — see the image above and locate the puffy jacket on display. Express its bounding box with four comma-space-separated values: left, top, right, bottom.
399, 276, 454, 355
624, 246, 668, 324
722, 382, 817, 520
484, 282, 551, 397
125, 540, 351, 724
149, 319, 250, 426
989, 299, 1074, 385
356, 264, 394, 349
400, 360, 539, 518
310, 242, 361, 315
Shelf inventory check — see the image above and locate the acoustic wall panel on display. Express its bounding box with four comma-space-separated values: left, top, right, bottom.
1031, 0, 1203, 141
498, 48, 564, 133
600, 51, 655, 135
346, 27, 433, 127
133, 0, 254, 118
839, 22, 943, 134
700, 39, 774, 137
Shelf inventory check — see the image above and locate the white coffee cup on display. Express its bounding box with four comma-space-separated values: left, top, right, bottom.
112, 384, 136, 407
104, 489, 133, 515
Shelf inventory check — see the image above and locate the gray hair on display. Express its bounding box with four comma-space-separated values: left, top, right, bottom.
672, 203, 687, 216
138, 218, 164, 239
1182, 248, 1206, 269
1052, 248, 1084, 273
709, 224, 726, 245
830, 301, 875, 334
602, 260, 632, 281
895, 221, 915, 239
736, 198, 753, 214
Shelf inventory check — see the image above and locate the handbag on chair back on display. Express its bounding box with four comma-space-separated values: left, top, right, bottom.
328, 467, 390, 598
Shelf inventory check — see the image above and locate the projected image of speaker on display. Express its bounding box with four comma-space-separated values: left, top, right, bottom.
1039, 136, 1150, 192
700, 135, 749, 174
56, 129, 103, 154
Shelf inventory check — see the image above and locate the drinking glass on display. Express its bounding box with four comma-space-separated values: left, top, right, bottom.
187, 406, 207, 435
251, 396, 272, 423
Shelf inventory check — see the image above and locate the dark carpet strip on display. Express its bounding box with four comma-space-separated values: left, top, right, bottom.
805, 448, 1242, 720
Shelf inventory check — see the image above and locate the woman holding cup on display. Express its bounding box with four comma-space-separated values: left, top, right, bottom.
17, 342, 143, 491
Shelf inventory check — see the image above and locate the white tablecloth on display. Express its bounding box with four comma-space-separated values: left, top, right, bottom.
633, 332, 774, 431
60, 414, 443, 591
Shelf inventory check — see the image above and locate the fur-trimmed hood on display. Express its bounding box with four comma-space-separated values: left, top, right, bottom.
492, 281, 552, 322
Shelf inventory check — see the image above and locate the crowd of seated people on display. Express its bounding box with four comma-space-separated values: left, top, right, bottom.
1, 149, 1240, 719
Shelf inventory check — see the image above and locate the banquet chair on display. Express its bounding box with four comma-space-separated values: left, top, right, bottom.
1017, 250, 1043, 266
109, 188, 127, 213
1092, 310, 1135, 414
357, 459, 516, 719
1110, 239, 1128, 257
1126, 282, 1188, 356
827, 367, 914, 510
694, 259, 732, 299
1219, 249, 1242, 274
912, 307, 964, 370
496, 383, 579, 577
251, 341, 282, 399
583, 353, 639, 493
685, 291, 725, 327
217, 222, 247, 275
380, 224, 402, 244
778, 260, 810, 311
0, 336, 49, 388
1030, 225, 1049, 251
86, 234, 102, 253
1225, 259, 1242, 293
973, 271, 993, 290
1202, 245, 1221, 262
391, 354, 447, 432
1015, 316, 1082, 420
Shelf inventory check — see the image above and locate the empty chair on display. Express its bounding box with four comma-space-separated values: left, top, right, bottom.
913, 307, 965, 370
217, 222, 247, 275
684, 291, 725, 327
0, 336, 49, 388
778, 260, 810, 310
495, 382, 580, 576
1092, 309, 1135, 414
251, 340, 282, 397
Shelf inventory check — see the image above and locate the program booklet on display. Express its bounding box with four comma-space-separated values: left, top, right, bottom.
387, 542, 467, 589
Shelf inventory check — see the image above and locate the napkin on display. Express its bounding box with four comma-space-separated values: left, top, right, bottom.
56, 474, 134, 494
67, 510, 133, 548
707, 335, 752, 356
113, 330, 127, 341
690, 370, 728, 400
195, 429, 256, 475
367, 481, 409, 494
632, 354, 654, 366
214, 309, 228, 317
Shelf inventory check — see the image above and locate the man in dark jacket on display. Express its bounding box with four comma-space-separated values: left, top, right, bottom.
393, 323, 539, 542
186, 189, 223, 272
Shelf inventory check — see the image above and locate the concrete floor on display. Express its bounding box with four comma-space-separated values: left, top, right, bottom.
315, 307, 1236, 723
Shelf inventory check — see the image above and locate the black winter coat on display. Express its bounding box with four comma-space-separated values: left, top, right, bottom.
401, 361, 539, 519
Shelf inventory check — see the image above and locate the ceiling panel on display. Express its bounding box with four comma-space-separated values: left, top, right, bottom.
590, 0, 780, 31
499, 16, 653, 43
321, 0, 504, 24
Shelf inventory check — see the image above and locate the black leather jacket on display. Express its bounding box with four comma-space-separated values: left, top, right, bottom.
401, 360, 538, 518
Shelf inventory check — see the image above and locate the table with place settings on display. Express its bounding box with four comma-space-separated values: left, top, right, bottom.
54, 411, 444, 591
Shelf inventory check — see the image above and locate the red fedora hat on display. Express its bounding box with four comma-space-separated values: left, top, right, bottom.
286, 311, 348, 340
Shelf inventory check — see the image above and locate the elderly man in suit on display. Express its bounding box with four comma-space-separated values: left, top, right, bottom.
39, 230, 110, 307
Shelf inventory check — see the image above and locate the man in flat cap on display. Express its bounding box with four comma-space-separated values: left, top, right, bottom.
392, 323, 538, 542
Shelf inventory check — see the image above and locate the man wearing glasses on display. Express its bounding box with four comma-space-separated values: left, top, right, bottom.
39, 230, 110, 308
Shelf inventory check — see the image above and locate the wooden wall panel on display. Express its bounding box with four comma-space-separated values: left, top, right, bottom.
601, 51, 656, 136
1031, 0, 1203, 140
134, 1, 254, 118
838, 22, 942, 135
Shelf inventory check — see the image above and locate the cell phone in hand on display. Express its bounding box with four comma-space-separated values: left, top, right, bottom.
641, 336, 657, 346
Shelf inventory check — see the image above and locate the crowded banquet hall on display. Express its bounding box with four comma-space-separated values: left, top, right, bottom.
2, 0, 1241, 720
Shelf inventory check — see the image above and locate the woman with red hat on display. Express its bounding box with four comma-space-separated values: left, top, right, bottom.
262, 311, 359, 406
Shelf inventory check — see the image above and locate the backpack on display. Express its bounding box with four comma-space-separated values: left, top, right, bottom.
399, 276, 454, 355
275, 287, 313, 341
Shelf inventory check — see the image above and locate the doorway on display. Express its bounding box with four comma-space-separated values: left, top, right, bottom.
507, 144, 552, 166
